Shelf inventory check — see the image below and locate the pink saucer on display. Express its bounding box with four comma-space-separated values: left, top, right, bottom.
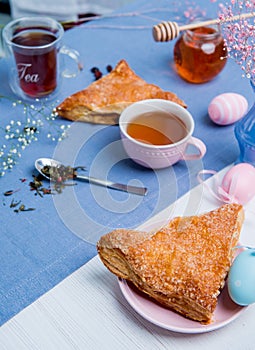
118, 277, 246, 333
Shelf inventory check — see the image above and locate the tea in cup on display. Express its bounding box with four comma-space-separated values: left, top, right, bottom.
2, 16, 82, 99
119, 99, 206, 169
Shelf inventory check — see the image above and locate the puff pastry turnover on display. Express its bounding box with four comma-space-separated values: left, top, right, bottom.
97, 203, 244, 323
56, 59, 186, 124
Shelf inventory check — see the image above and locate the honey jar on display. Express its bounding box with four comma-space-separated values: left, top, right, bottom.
173, 23, 227, 83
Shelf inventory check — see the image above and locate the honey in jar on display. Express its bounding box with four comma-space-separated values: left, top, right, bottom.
173, 24, 227, 83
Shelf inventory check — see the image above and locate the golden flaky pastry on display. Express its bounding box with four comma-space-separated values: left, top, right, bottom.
56, 59, 186, 125
97, 203, 244, 324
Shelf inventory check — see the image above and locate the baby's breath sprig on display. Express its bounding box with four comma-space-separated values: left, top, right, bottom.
0, 97, 70, 177
219, 0, 255, 81
45, 108, 70, 142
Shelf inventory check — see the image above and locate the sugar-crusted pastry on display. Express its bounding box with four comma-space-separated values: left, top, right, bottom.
97, 203, 244, 323
56, 59, 186, 125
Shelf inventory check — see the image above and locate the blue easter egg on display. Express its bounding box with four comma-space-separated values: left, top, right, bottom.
228, 249, 255, 306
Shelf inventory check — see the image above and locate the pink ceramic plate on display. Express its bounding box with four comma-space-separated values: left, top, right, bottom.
119, 275, 246, 333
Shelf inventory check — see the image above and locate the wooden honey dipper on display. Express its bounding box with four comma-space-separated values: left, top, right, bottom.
153, 12, 255, 42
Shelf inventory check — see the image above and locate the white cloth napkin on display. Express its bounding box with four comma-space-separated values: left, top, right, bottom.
9, 0, 134, 21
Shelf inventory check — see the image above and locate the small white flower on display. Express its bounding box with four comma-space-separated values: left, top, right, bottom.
1, 97, 70, 177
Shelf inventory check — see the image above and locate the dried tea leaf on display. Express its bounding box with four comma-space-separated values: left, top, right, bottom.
10, 199, 21, 208
4, 189, 19, 196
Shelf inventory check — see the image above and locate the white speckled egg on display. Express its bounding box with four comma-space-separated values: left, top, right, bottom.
208, 93, 248, 125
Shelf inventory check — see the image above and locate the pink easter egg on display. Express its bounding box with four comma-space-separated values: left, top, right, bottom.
220, 163, 255, 205
208, 93, 248, 125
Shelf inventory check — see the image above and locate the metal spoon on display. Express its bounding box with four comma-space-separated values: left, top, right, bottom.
35, 158, 148, 196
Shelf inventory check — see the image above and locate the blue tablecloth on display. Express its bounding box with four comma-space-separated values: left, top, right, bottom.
0, 0, 253, 325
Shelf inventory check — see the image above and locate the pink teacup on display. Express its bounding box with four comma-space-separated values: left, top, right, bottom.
119, 99, 206, 169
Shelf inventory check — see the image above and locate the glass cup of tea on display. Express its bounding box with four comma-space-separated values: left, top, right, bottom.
2, 16, 82, 100
119, 99, 207, 169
